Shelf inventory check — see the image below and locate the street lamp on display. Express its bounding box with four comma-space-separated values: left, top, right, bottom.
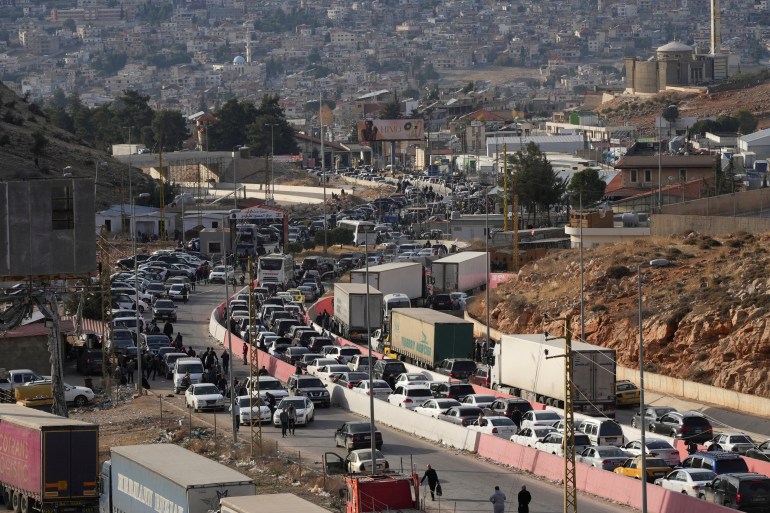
265, 124, 276, 203
132, 192, 150, 394
637, 258, 669, 513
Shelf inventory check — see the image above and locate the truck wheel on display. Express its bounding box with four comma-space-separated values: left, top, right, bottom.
19, 496, 27, 513
11, 492, 20, 513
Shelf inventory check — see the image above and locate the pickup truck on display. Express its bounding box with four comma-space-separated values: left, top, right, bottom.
438, 406, 483, 426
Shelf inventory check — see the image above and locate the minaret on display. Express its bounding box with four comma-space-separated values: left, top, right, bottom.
710, 0, 721, 54
246, 33, 252, 63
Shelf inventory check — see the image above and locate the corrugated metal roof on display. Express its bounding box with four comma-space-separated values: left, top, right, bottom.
0, 404, 96, 427
432, 251, 487, 264
615, 155, 714, 168
740, 128, 770, 144
111, 445, 254, 489
2, 323, 50, 338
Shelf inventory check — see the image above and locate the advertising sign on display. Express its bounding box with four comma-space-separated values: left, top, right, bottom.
358, 119, 424, 142
0, 421, 41, 492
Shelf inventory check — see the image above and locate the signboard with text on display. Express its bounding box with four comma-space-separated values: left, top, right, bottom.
358, 119, 424, 142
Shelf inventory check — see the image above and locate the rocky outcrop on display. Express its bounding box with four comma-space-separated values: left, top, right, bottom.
472, 232, 770, 398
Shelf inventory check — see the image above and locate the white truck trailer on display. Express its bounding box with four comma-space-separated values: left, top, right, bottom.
350, 262, 423, 299
333, 283, 383, 340
431, 251, 488, 294
490, 334, 617, 418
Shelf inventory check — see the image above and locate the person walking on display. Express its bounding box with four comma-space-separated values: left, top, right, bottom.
163, 320, 174, 340
242, 342, 249, 365
511, 408, 523, 433
174, 332, 183, 350
517, 486, 531, 513
181, 284, 189, 304
287, 403, 297, 435
278, 408, 289, 438
421, 464, 440, 501
490, 486, 506, 513
221, 350, 230, 374
126, 359, 135, 384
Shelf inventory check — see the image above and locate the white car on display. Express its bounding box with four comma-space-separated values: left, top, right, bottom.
306, 358, 339, 376
397, 252, 418, 261
184, 383, 225, 412
621, 438, 681, 466
704, 433, 757, 454
27, 380, 95, 407
231, 395, 272, 425
246, 376, 289, 401
534, 431, 592, 456
209, 265, 234, 283
315, 364, 351, 381
167, 283, 187, 301
354, 380, 392, 400
393, 372, 431, 386
510, 427, 558, 448
346, 449, 390, 473
469, 416, 518, 438
387, 384, 434, 409
449, 292, 469, 310
654, 469, 717, 497
271, 396, 315, 426
414, 398, 462, 418
461, 394, 497, 409
520, 410, 564, 430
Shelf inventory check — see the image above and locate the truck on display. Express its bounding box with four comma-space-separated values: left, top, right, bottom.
431, 252, 488, 294
0, 404, 100, 513
490, 334, 617, 418
333, 283, 383, 340
221, 494, 331, 513
99, 444, 255, 513
386, 308, 474, 368
350, 262, 423, 299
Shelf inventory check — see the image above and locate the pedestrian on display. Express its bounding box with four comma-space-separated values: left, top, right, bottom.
421, 464, 440, 501
279, 407, 289, 437
181, 284, 188, 303
687, 441, 698, 455
490, 486, 506, 513
258, 365, 269, 376
174, 332, 183, 350
187, 346, 196, 357
242, 342, 249, 364
163, 320, 174, 339
221, 350, 230, 374
266, 392, 276, 414
511, 408, 523, 432
151, 355, 159, 380
287, 403, 297, 435
127, 359, 135, 384
517, 486, 531, 513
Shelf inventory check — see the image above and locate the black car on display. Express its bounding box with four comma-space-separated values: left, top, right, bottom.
701, 473, 770, 510
432, 382, 475, 401
652, 411, 713, 443
76, 349, 104, 375
434, 358, 477, 380
334, 421, 383, 451
746, 440, 770, 462
287, 374, 330, 407
142, 334, 172, 354
483, 398, 534, 419
431, 294, 453, 310
152, 299, 177, 321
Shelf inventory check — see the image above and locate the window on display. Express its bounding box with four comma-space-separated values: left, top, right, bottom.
52, 186, 74, 230
208, 242, 222, 253
630, 170, 638, 183
679, 169, 687, 181
644, 169, 652, 182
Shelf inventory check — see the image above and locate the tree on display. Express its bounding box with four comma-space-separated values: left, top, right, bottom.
662, 104, 679, 138
62, 19, 76, 32
114, 90, 154, 141
382, 93, 401, 119
567, 168, 605, 207
244, 95, 299, 156
207, 99, 258, 150
734, 110, 758, 134
152, 110, 189, 151
506, 142, 565, 226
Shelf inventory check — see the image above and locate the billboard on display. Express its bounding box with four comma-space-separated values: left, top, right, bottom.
358, 119, 424, 142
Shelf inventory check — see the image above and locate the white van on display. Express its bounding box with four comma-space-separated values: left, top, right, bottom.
383, 293, 411, 322
112, 316, 145, 336
577, 418, 625, 447
173, 357, 205, 393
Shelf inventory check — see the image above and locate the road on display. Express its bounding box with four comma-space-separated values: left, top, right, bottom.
112, 282, 634, 513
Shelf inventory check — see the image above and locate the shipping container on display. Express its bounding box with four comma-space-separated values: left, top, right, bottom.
431, 252, 488, 294
388, 308, 474, 368
333, 283, 383, 340
99, 444, 255, 513
0, 404, 99, 513
221, 493, 331, 513
350, 262, 423, 300
491, 334, 617, 418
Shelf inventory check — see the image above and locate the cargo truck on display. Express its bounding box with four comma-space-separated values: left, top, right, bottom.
99, 444, 256, 513
221, 493, 332, 513
350, 263, 423, 300
384, 308, 474, 368
333, 283, 383, 341
0, 404, 99, 513
490, 334, 617, 418
431, 252, 488, 294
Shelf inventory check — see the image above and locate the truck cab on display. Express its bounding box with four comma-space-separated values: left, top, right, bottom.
382, 293, 411, 323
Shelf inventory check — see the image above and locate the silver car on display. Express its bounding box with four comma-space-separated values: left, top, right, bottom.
577, 445, 629, 471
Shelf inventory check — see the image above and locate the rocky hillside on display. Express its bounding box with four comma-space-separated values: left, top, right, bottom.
469, 231, 770, 398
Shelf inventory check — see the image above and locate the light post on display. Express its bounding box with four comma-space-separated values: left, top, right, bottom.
637, 258, 669, 513
485, 181, 491, 352
265, 124, 276, 203
223, 215, 237, 443
363, 229, 376, 475
132, 192, 150, 394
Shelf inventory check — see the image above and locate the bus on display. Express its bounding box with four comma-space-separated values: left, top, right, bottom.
337, 220, 377, 246
235, 223, 263, 257
257, 254, 294, 289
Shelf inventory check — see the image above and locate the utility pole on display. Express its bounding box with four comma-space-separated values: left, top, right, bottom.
503, 143, 508, 232
320, 92, 328, 257
247, 256, 262, 456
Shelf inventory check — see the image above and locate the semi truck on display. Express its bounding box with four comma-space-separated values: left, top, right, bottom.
385, 308, 474, 368
0, 404, 100, 513
350, 263, 423, 299
490, 334, 617, 418
99, 444, 256, 513
333, 283, 383, 341
221, 494, 331, 513
431, 252, 488, 294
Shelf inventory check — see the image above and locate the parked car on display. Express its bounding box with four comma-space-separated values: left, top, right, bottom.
231, 395, 272, 425
348, 355, 378, 372
372, 359, 408, 387
469, 366, 491, 388
335, 421, 383, 451
184, 383, 225, 412
631, 406, 677, 430
388, 385, 434, 409
614, 456, 672, 482
483, 398, 534, 419
344, 449, 389, 473
576, 446, 630, 471
621, 439, 681, 467
521, 410, 564, 430
535, 431, 592, 456
76, 349, 104, 375
461, 394, 496, 409
208, 265, 234, 283
431, 294, 453, 310
287, 374, 330, 407
439, 406, 483, 426
704, 433, 757, 454
326, 346, 362, 364
432, 382, 476, 401
680, 451, 749, 475
468, 416, 518, 438
654, 469, 717, 497
577, 418, 625, 447
700, 473, 770, 508
434, 358, 476, 380
306, 358, 340, 376
315, 364, 351, 381
414, 398, 462, 418
652, 411, 713, 443
746, 440, 770, 462
245, 376, 289, 401
510, 427, 557, 448
334, 372, 369, 389
354, 380, 393, 400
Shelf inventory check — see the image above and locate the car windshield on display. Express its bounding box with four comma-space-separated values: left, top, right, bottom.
237, 397, 263, 407
646, 440, 673, 449
739, 479, 770, 494
408, 389, 433, 397
194, 385, 219, 395
689, 471, 716, 481
258, 380, 283, 390
457, 407, 481, 415
472, 395, 496, 402
346, 373, 368, 381
340, 348, 361, 355
684, 416, 711, 427
573, 435, 591, 446
452, 385, 475, 394
730, 435, 754, 444
534, 428, 555, 437
278, 398, 307, 409
598, 448, 627, 457
491, 418, 515, 426
178, 362, 204, 374
718, 459, 749, 473
155, 300, 174, 308
646, 458, 668, 467
299, 378, 324, 388
348, 423, 375, 433
537, 411, 562, 420
355, 450, 385, 461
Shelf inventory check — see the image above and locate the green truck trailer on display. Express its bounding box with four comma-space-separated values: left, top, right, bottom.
387, 308, 475, 368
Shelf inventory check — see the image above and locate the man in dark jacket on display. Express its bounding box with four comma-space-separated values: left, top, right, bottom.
163, 321, 174, 339
517, 486, 531, 513
421, 464, 440, 501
